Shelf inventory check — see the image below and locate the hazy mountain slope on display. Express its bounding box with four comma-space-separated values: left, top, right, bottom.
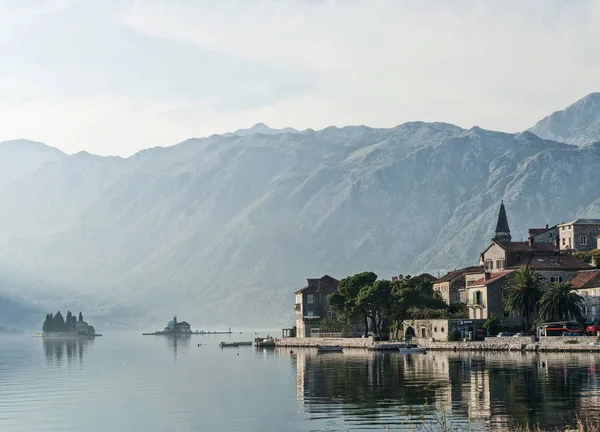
0, 139, 66, 190
528, 93, 600, 146
2, 94, 600, 327
1, 122, 591, 327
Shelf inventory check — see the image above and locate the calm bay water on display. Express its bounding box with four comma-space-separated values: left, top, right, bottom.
2, 333, 600, 431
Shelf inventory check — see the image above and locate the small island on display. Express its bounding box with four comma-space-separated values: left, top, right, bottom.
41, 311, 97, 337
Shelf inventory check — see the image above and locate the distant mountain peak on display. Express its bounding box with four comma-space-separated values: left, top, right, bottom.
528, 92, 600, 146
223, 123, 299, 137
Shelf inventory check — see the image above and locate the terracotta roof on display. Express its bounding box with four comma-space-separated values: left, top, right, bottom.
434, 266, 484, 283
496, 241, 555, 252
569, 270, 600, 289
508, 253, 592, 270
294, 274, 339, 294
471, 270, 514, 286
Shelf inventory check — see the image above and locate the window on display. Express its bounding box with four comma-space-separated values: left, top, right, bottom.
307, 310, 314, 317
307, 294, 314, 304
550, 276, 563, 283
485, 260, 493, 271
434, 327, 438, 332
569, 225, 572, 230
580, 235, 587, 246
327, 310, 333, 318
441, 327, 445, 333
583, 306, 588, 315
496, 259, 505, 270
562, 226, 565, 231
562, 238, 566, 245
421, 328, 426, 338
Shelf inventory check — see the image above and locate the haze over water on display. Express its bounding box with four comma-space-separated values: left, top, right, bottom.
1, 333, 600, 431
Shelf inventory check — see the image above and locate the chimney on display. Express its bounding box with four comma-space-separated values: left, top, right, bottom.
545, 224, 549, 229
554, 235, 560, 249
484, 272, 491, 281
528, 236, 534, 248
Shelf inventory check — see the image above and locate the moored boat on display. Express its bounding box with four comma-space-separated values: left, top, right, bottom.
220, 341, 252, 348
316, 345, 343, 353
398, 343, 426, 354
254, 336, 275, 348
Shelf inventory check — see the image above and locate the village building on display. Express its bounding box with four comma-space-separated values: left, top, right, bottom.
164, 316, 191, 334
403, 318, 485, 341
433, 266, 484, 305
294, 275, 339, 338
569, 270, 600, 324
465, 203, 593, 325
529, 225, 559, 244
557, 219, 600, 251
75, 320, 96, 336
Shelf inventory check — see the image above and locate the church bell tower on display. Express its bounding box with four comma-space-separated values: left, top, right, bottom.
493, 200, 512, 243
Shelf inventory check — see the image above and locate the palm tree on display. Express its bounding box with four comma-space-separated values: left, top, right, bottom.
538, 282, 584, 323
503, 267, 544, 332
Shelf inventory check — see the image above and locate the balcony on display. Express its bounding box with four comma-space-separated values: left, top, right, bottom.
466, 299, 485, 308
294, 303, 301, 311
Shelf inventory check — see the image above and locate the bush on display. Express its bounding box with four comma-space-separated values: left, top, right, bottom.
448, 328, 461, 341
564, 339, 579, 344
483, 314, 502, 337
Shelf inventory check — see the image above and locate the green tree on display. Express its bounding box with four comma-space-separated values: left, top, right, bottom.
538, 282, 584, 324
328, 272, 378, 337
503, 267, 544, 333
483, 314, 502, 337
385, 276, 448, 338
53, 311, 66, 332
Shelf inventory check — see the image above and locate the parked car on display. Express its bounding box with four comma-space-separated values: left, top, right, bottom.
512, 333, 522, 337
562, 331, 584, 337
586, 325, 600, 336
497, 332, 515, 337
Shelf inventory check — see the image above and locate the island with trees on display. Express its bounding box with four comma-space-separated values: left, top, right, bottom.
41, 311, 97, 337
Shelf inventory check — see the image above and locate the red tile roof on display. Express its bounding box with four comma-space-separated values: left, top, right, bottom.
471, 270, 514, 286
569, 270, 600, 289
497, 241, 555, 252
434, 266, 484, 283
508, 253, 592, 270
294, 274, 339, 294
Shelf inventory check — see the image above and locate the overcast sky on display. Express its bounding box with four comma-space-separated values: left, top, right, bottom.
1, 0, 599, 156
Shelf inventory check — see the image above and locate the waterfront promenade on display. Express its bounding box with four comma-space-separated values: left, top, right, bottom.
276, 336, 600, 352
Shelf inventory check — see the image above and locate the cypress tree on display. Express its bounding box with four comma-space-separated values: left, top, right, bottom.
54, 311, 66, 332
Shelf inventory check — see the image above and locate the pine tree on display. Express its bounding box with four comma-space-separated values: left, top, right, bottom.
54, 311, 66, 332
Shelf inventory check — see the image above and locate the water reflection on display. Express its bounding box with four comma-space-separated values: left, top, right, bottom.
294, 350, 600, 430
43, 337, 92, 367
165, 334, 191, 360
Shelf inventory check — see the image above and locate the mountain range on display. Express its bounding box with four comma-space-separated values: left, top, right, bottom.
1, 93, 600, 329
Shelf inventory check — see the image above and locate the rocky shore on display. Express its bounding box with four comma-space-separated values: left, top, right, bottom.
276, 336, 600, 352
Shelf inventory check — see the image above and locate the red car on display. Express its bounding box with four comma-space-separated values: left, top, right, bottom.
586, 325, 600, 336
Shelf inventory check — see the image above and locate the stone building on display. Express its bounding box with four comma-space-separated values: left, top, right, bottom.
569, 269, 600, 324
433, 266, 483, 305
403, 318, 485, 341
467, 202, 593, 327
294, 275, 339, 338
557, 219, 600, 251
529, 225, 559, 244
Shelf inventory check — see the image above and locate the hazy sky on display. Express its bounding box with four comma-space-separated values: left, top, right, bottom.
1, 0, 599, 156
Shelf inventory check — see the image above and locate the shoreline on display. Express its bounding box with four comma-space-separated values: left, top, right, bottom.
276, 336, 600, 352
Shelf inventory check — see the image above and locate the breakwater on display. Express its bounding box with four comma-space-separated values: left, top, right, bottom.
276, 336, 600, 352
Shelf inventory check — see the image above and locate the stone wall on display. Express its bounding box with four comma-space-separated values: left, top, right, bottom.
276, 337, 374, 348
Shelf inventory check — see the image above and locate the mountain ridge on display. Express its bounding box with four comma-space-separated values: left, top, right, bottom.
1, 93, 600, 327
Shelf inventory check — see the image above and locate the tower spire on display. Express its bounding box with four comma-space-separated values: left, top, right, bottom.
493, 200, 511, 242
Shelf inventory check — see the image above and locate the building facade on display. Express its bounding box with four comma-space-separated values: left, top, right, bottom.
569, 270, 600, 324
558, 219, 600, 251
433, 266, 484, 305
294, 275, 339, 338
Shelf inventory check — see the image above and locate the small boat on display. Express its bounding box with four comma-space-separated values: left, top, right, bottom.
316, 346, 343, 353
398, 343, 426, 354
220, 341, 252, 348
255, 336, 275, 348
